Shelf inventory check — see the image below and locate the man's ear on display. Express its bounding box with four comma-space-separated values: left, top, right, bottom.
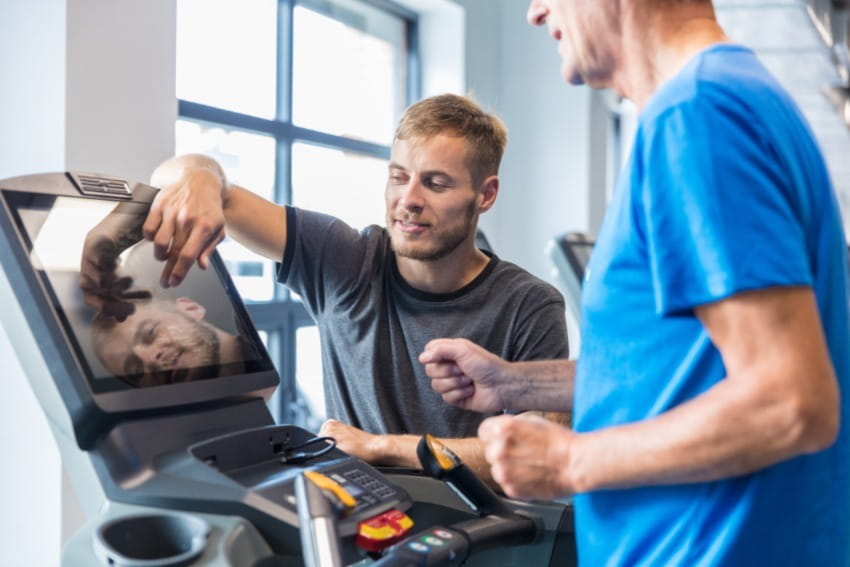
477, 175, 499, 213
175, 297, 206, 320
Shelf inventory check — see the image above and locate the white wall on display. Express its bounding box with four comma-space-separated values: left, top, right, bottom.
0, 0, 66, 177
0, 3, 68, 565
0, 328, 63, 566
0, 1, 175, 564
454, 0, 606, 283
396, 0, 466, 96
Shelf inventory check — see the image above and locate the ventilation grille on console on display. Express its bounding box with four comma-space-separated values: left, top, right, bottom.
68, 172, 132, 198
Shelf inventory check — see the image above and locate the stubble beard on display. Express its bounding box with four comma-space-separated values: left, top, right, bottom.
171, 312, 222, 377
390, 201, 477, 262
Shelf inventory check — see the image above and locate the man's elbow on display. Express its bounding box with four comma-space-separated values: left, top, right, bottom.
792, 391, 840, 454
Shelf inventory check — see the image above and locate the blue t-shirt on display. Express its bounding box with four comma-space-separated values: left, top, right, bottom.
575, 44, 850, 565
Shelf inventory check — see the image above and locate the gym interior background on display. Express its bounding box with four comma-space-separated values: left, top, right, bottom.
1, 1, 848, 564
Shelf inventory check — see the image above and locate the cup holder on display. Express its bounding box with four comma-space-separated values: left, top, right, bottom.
92, 512, 210, 566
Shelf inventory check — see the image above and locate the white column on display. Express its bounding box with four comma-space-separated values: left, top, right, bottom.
0, 1, 176, 564
65, 0, 177, 180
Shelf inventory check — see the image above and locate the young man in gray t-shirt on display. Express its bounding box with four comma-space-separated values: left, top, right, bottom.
143, 94, 568, 479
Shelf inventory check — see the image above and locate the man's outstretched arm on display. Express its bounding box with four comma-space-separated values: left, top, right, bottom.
320, 411, 571, 486
79, 202, 152, 320
145, 154, 287, 288
473, 287, 840, 501
420, 338, 576, 413
319, 419, 495, 484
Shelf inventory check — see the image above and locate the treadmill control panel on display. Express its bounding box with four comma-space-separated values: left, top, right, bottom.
272, 459, 408, 520
189, 424, 412, 535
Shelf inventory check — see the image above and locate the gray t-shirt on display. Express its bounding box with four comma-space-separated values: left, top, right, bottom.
278, 207, 569, 437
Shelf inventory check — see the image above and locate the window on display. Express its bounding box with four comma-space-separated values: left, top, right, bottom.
176, 0, 418, 426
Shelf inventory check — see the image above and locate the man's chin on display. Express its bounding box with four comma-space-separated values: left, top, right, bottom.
391, 237, 444, 262
562, 63, 585, 86
390, 224, 471, 262
393, 245, 437, 262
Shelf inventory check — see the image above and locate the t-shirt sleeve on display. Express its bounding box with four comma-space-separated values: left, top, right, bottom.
277, 207, 381, 316
639, 87, 813, 316
510, 286, 570, 360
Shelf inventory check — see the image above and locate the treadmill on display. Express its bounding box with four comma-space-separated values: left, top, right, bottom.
0, 172, 575, 566
546, 232, 594, 358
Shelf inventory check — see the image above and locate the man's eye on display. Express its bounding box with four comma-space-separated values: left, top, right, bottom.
390, 174, 407, 184
141, 321, 158, 344
424, 178, 450, 191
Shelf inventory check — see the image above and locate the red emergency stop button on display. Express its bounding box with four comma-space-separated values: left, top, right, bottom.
355, 509, 414, 552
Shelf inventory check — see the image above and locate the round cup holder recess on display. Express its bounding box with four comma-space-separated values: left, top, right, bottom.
92, 512, 210, 566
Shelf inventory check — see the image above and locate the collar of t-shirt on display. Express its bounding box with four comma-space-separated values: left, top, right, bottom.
389, 249, 499, 303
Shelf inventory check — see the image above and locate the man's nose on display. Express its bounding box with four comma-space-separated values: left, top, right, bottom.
398, 179, 425, 211
527, 0, 548, 26
133, 343, 163, 367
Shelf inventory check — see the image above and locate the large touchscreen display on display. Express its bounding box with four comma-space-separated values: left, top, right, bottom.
4, 190, 273, 393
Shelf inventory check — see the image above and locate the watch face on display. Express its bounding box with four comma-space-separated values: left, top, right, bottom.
5, 190, 273, 393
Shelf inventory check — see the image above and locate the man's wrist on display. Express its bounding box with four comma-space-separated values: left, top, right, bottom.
366, 433, 391, 463
500, 361, 539, 412
220, 178, 235, 211
561, 431, 591, 494
503, 359, 573, 413
371, 434, 421, 468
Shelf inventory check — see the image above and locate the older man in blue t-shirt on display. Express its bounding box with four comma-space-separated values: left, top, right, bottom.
422, 1, 850, 565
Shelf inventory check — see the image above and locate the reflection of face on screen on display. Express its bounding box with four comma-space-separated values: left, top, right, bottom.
92, 296, 230, 387
4, 190, 269, 393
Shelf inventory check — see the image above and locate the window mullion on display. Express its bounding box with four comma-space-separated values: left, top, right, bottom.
278, 0, 295, 126
275, 0, 297, 423
291, 126, 391, 160
406, 16, 420, 107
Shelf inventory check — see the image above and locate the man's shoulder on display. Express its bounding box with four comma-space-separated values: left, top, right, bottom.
644, 44, 781, 127
282, 207, 391, 291
292, 207, 383, 235
488, 257, 564, 303
292, 207, 389, 252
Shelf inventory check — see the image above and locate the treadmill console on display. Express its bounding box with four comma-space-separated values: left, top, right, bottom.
0, 172, 412, 559
187, 424, 411, 536
0, 173, 279, 448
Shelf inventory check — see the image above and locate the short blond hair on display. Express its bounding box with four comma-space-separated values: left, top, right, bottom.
394, 94, 508, 187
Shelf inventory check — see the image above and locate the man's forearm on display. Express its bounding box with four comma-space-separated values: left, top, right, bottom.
563, 287, 840, 495
222, 185, 288, 261
567, 373, 836, 494
150, 153, 226, 191
149, 154, 287, 263
504, 359, 576, 413
90, 202, 146, 253
373, 435, 494, 485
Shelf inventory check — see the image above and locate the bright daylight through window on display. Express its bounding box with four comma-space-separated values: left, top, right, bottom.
175, 0, 417, 427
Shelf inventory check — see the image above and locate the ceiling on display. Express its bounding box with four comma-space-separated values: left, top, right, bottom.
714, 0, 850, 234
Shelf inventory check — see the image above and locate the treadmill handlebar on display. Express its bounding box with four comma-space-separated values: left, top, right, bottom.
296, 473, 345, 567
416, 435, 512, 517
371, 513, 537, 567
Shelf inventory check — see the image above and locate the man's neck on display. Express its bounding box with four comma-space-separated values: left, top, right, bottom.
394, 241, 491, 294
615, 5, 729, 109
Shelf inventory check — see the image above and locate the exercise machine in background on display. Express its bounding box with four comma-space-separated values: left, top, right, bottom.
546, 232, 594, 358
